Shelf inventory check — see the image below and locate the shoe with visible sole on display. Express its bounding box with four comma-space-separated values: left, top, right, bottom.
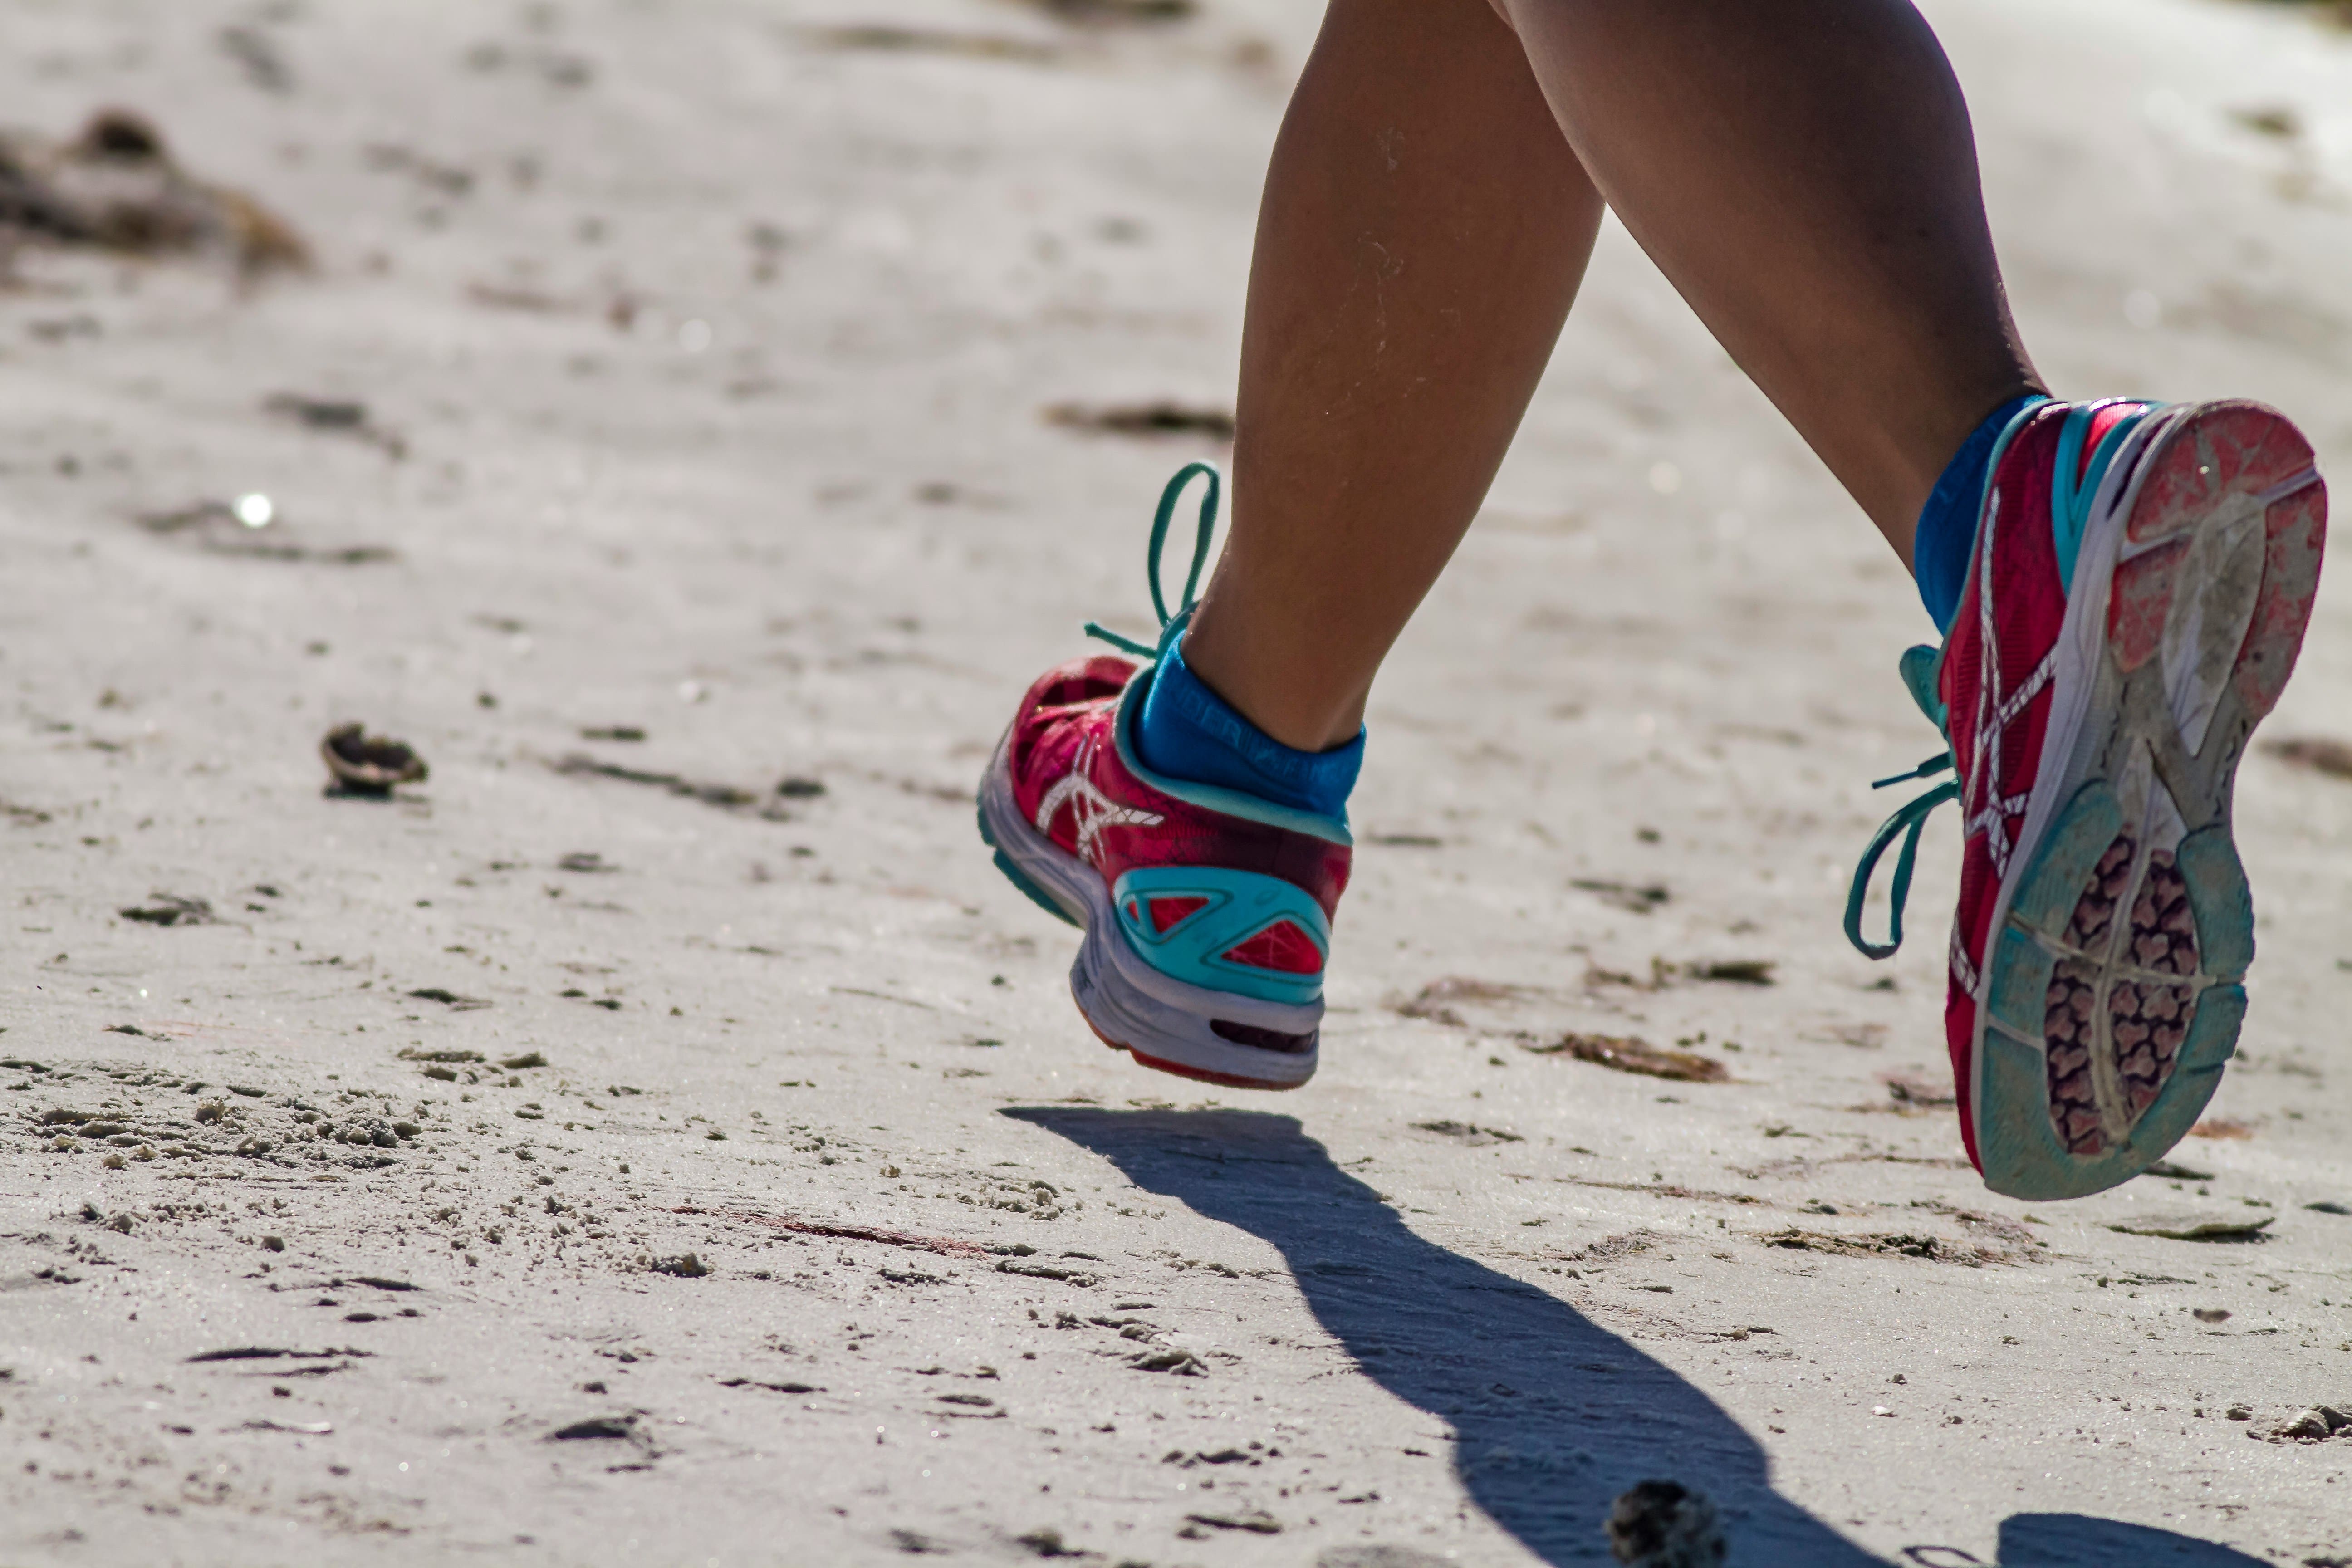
978, 465, 1352, 1090
1850, 397, 2326, 1200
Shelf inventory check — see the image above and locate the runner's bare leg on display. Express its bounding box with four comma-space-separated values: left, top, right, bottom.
1182, 0, 1602, 751
1182, 0, 2042, 751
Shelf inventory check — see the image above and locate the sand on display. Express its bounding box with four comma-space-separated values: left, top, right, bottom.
2, 0, 2350, 1564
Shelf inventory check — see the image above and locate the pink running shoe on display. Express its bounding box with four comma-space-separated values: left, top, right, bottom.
979, 466, 1350, 1089
1850, 398, 2326, 1199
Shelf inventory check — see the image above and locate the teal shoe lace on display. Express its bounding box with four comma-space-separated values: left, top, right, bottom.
1842, 399, 2162, 960
1082, 462, 1222, 664
1843, 752, 1959, 960
1844, 642, 1959, 960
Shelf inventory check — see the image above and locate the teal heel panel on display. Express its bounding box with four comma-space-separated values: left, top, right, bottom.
1112, 867, 1327, 1007
1985, 926, 2055, 1039
1977, 1024, 2076, 1199
2176, 827, 2254, 980
994, 849, 1080, 928
980, 797, 1082, 927
1976, 984, 2244, 1200
2176, 982, 2244, 1076
2009, 784, 2124, 935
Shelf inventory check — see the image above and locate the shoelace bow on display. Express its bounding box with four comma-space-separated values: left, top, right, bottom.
1843, 750, 1958, 960
1083, 462, 1222, 663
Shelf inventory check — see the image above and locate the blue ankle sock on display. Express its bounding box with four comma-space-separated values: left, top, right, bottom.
1916, 393, 2047, 633
1133, 636, 1363, 820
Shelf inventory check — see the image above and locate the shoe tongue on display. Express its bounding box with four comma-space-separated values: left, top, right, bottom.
1898, 643, 1948, 732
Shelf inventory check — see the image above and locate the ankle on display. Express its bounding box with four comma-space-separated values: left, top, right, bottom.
1912, 391, 2049, 632
1176, 611, 1366, 754
1134, 636, 1364, 821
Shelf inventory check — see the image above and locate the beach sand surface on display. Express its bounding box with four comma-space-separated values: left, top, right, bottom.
2, 1, 2350, 1563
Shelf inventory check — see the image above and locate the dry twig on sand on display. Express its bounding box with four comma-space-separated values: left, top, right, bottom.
1524, 1033, 1728, 1083
2268, 735, 2352, 780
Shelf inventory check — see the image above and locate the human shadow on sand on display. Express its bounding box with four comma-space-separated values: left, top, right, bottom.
1008, 1108, 2269, 1568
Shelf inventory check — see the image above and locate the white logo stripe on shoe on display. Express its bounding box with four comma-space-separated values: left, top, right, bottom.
1949, 924, 1982, 999
1034, 744, 1164, 871
1959, 490, 2058, 883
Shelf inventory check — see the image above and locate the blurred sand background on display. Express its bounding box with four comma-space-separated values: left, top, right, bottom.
3, 1, 2352, 1564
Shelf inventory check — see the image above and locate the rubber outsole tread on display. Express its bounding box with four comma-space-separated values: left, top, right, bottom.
1971, 402, 2322, 1199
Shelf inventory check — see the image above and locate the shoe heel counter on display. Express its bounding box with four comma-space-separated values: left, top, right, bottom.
1110, 867, 1329, 1007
